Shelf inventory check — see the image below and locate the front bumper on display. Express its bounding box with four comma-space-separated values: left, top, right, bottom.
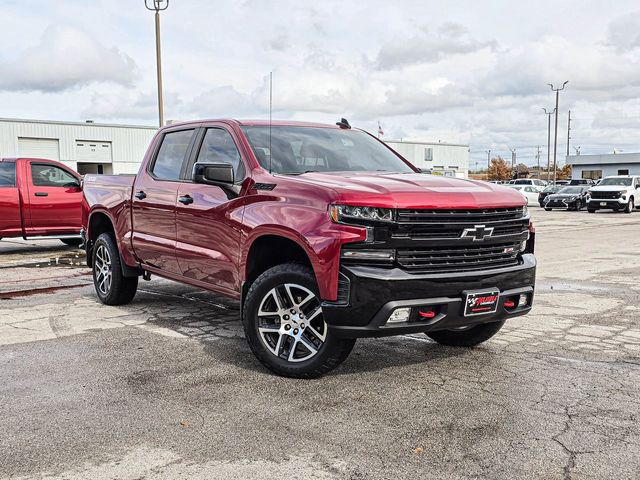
587, 198, 626, 209
322, 254, 536, 338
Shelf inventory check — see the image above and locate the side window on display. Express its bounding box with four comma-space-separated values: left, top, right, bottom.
31, 164, 78, 187
0, 162, 16, 187
151, 129, 194, 180
196, 128, 245, 181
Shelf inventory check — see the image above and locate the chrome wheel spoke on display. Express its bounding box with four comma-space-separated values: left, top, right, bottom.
306, 324, 326, 342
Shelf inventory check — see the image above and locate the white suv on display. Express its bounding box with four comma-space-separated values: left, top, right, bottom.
587, 175, 640, 213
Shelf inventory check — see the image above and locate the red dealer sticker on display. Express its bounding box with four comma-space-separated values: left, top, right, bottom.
464, 290, 500, 316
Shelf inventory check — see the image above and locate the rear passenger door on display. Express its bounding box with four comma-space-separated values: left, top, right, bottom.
174, 126, 247, 295
131, 128, 196, 274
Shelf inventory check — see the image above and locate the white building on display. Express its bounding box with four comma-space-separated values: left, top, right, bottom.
567, 152, 640, 180
0, 118, 157, 175
384, 140, 469, 178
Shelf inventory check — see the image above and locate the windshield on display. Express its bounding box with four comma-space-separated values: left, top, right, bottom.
598, 177, 632, 186
543, 185, 560, 193
558, 187, 583, 194
241, 126, 414, 174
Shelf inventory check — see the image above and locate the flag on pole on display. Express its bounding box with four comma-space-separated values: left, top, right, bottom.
377, 121, 384, 138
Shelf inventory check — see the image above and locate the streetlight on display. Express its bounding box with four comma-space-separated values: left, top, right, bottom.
542, 107, 555, 182
145, 0, 169, 127
548, 81, 568, 183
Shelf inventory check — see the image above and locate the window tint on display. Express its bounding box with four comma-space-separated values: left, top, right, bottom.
152, 129, 194, 180
0, 162, 16, 186
196, 129, 245, 181
31, 164, 78, 187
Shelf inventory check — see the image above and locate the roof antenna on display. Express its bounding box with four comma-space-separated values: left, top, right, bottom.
269, 71, 273, 174
336, 118, 351, 129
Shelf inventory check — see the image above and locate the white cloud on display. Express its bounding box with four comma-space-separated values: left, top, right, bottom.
605, 11, 640, 52
375, 22, 496, 70
0, 25, 137, 92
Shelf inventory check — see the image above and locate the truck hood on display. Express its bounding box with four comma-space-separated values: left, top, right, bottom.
590, 185, 631, 192
289, 172, 527, 209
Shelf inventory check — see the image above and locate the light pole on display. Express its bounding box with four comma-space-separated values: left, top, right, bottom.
145, 0, 169, 127
542, 108, 555, 182
509, 147, 516, 178
486, 150, 491, 179
548, 81, 568, 184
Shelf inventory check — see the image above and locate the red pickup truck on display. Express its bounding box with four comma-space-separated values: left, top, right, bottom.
0, 158, 83, 245
82, 119, 536, 378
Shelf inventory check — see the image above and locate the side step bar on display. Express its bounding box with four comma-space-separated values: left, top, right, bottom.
24, 234, 82, 241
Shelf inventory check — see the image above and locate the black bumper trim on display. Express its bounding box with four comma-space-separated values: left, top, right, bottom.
322, 254, 536, 338
328, 286, 533, 338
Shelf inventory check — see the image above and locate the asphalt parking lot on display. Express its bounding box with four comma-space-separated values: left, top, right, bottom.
1, 208, 639, 479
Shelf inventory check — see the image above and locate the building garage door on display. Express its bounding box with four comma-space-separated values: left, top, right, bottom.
76, 141, 112, 163
17, 137, 60, 161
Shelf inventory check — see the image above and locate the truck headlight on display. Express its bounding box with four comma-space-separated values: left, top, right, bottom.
329, 205, 394, 224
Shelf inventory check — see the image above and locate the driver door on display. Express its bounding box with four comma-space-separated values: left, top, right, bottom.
25, 161, 82, 232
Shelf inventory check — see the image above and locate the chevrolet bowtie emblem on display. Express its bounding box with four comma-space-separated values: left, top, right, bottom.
461, 225, 494, 241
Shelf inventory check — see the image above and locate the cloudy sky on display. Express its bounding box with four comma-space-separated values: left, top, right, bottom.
2, 0, 640, 167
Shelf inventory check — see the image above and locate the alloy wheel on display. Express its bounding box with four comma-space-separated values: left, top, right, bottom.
94, 244, 113, 296
256, 283, 327, 362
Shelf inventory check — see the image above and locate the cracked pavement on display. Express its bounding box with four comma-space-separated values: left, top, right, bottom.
0, 209, 639, 479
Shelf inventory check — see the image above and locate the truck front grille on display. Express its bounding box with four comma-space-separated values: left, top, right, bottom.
393, 207, 528, 240
590, 191, 620, 200
396, 241, 521, 273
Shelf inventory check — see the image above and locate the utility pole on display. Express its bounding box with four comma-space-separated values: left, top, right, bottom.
548, 81, 568, 184
145, 0, 170, 127
543, 108, 555, 182
566, 110, 571, 157
509, 147, 516, 178
536, 145, 541, 179
486, 149, 491, 174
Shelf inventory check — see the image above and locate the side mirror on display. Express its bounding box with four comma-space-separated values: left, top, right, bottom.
193, 162, 234, 186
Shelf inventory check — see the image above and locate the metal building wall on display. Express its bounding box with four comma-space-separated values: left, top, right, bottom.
0, 118, 157, 174
385, 140, 469, 178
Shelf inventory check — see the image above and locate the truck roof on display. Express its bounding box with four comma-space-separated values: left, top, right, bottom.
163, 119, 343, 130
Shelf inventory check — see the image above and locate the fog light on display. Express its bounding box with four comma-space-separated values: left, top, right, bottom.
387, 308, 411, 323
518, 294, 529, 307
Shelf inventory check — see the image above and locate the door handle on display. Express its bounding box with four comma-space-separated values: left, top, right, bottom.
34, 192, 48, 197
178, 195, 194, 205
134, 190, 147, 200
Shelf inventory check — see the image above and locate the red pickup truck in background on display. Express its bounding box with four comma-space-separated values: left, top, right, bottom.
0, 158, 83, 245
82, 119, 536, 378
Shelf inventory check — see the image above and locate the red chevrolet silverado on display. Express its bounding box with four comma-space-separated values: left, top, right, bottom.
0, 158, 83, 245
82, 119, 536, 378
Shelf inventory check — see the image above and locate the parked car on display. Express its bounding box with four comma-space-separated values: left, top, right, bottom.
568, 179, 596, 185
82, 119, 536, 378
509, 179, 547, 187
0, 158, 83, 245
587, 175, 640, 213
538, 185, 563, 207
554, 180, 570, 186
505, 184, 542, 205
543, 186, 591, 211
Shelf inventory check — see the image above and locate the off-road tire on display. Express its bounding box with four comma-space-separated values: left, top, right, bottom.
61, 238, 82, 246
243, 263, 355, 378
426, 320, 505, 347
92, 233, 138, 305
